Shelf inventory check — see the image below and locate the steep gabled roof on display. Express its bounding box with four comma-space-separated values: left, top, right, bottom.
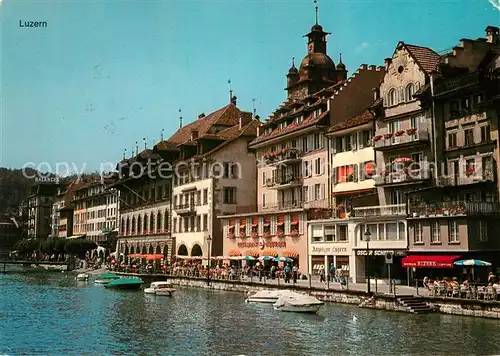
399, 42, 441, 74
328, 109, 374, 134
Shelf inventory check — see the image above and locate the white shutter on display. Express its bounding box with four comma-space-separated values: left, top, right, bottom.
359, 163, 365, 181
307, 135, 314, 152
320, 184, 325, 200
312, 226, 323, 237
303, 186, 309, 202
320, 157, 325, 175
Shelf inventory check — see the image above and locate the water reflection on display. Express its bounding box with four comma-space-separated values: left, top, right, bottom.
2, 274, 500, 355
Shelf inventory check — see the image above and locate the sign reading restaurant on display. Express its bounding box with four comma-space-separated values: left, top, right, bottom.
311, 246, 348, 254
237, 241, 286, 249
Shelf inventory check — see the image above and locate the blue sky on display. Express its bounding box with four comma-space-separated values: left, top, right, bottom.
1, 0, 498, 173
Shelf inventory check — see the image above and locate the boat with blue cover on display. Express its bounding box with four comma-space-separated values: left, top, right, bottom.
95, 273, 120, 284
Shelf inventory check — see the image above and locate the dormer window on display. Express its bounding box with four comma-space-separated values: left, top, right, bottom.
191, 130, 199, 140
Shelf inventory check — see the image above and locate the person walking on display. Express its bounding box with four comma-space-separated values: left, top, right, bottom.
284, 264, 291, 283
292, 265, 298, 284
319, 268, 325, 283
329, 263, 336, 282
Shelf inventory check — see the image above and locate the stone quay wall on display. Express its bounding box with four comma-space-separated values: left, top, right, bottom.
117, 273, 500, 319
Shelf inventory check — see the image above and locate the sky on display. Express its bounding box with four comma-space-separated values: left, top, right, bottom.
1, 0, 499, 174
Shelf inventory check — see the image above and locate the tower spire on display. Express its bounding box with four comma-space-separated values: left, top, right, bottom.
123, 149, 126, 160
339, 53, 343, 63
314, 0, 319, 25
179, 109, 183, 128
252, 98, 256, 118
228, 78, 233, 103
161, 129, 164, 141
135, 141, 138, 155
143, 137, 146, 150
292, 56, 295, 67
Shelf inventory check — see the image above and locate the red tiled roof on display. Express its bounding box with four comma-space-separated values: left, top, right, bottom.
202, 119, 260, 157
328, 109, 374, 133
167, 104, 243, 145
403, 43, 441, 74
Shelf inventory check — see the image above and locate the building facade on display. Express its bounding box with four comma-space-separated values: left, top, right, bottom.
27, 179, 60, 239
404, 26, 500, 278
169, 101, 259, 260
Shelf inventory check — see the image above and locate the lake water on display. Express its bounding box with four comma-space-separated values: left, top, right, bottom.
1, 272, 500, 355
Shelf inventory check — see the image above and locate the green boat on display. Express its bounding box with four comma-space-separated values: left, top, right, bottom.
104, 277, 143, 290
95, 273, 120, 284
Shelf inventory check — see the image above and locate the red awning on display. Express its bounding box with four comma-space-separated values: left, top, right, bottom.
402, 255, 462, 269
331, 188, 374, 197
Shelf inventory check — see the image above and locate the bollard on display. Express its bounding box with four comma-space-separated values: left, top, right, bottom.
308, 273, 312, 289
326, 277, 330, 290
277, 274, 280, 286
415, 279, 419, 296
375, 278, 378, 294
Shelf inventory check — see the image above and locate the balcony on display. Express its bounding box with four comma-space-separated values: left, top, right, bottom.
440, 169, 495, 186
174, 204, 196, 215
434, 72, 486, 96
264, 148, 303, 166
373, 129, 429, 151
266, 173, 303, 190
353, 204, 406, 218
409, 201, 500, 218
375, 169, 431, 186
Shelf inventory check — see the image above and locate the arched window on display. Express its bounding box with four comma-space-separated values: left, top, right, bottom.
137, 215, 142, 234
388, 88, 397, 106
150, 213, 154, 232
126, 217, 130, 235
121, 218, 125, 234
406, 83, 415, 101
164, 209, 169, 231
131, 216, 136, 234
157, 212, 163, 233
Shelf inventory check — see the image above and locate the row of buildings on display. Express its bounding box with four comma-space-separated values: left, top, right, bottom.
15, 21, 500, 284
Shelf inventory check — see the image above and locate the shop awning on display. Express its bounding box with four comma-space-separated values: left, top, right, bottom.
228, 248, 242, 257
245, 249, 260, 258
260, 249, 278, 257
282, 248, 299, 258
331, 188, 374, 197
145, 254, 164, 260
402, 255, 462, 268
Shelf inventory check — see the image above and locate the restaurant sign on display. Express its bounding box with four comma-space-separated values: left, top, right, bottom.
237, 240, 286, 249
311, 245, 348, 255
356, 249, 407, 257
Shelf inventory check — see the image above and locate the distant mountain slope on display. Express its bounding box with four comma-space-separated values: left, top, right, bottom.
0, 168, 37, 214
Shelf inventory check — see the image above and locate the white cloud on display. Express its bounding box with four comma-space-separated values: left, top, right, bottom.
355, 42, 370, 53
488, 0, 500, 11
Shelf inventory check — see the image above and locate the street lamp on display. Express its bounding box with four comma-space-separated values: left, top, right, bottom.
364, 228, 372, 294
206, 235, 212, 286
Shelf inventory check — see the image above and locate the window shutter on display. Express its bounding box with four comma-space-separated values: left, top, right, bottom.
320, 184, 325, 200
320, 157, 324, 175
353, 164, 359, 182
359, 163, 365, 181
308, 135, 314, 151
303, 186, 309, 202
333, 167, 338, 184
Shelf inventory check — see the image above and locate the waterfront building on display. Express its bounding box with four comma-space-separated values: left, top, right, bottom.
308, 66, 386, 281
113, 146, 175, 262
72, 180, 119, 242
167, 99, 259, 260
27, 179, 60, 239
404, 25, 500, 276
220, 19, 351, 270
50, 179, 83, 238
350, 41, 443, 283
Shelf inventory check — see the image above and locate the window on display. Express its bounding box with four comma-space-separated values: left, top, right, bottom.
461, 97, 470, 113
448, 220, 459, 243
312, 226, 323, 242
478, 221, 488, 242
351, 134, 358, 151
196, 215, 201, 232
413, 222, 423, 243
262, 194, 266, 207
203, 214, 208, 231
447, 132, 457, 148
474, 94, 484, 105
431, 222, 440, 243
223, 187, 236, 204
303, 186, 309, 202
338, 225, 348, 241
464, 127, 474, 146
302, 136, 308, 152
203, 189, 208, 205
303, 161, 311, 177
324, 225, 335, 241
361, 131, 372, 147
314, 158, 323, 175
314, 184, 321, 200
449, 100, 459, 117
465, 159, 475, 175
480, 125, 491, 142
390, 190, 404, 205
173, 218, 177, 233
387, 88, 397, 106
313, 134, 322, 150
406, 83, 415, 101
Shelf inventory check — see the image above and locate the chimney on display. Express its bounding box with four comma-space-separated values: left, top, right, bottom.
191, 129, 198, 141
384, 58, 392, 71
239, 117, 242, 129
198, 113, 205, 119
231, 96, 237, 106
257, 125, 260, 136
486, 26, 499, 44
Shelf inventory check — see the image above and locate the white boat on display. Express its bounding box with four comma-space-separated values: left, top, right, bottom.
75, 273, 89, 281
144, 281, 176, 296
245, 290, 300, 303
273, 294, 324, 313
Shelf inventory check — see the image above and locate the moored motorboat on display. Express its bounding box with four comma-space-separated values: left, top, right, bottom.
245, 290, 300, 303
144, 281, 176, 296
273, 294, 324, 313
95, 273, 120, 284
75, 273, 89, 281
104, 277, 143, 290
